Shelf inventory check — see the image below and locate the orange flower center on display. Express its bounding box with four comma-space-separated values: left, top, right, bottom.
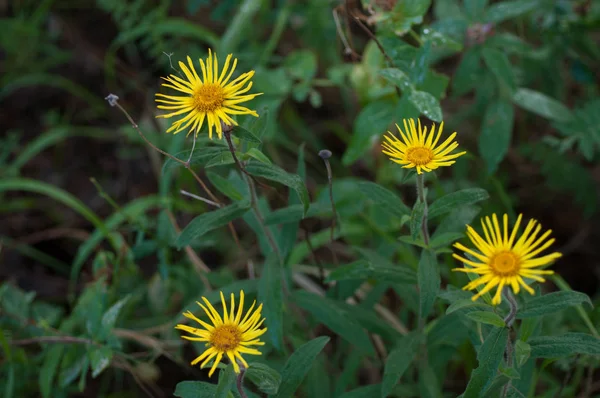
210, 324, 242, 352
193, 83, 224, 112
406, 147, 433, 165
490, 251, 520, 276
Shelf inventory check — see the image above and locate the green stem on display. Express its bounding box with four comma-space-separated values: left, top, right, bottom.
236, 368, 248, 398
415, 174, 430, 246
501, 287, 518, 398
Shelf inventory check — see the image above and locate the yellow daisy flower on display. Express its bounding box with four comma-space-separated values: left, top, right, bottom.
452, 213, 562, 305
381, 119, 467, 174
175, 290, 267, 377
155, 49, 262, 139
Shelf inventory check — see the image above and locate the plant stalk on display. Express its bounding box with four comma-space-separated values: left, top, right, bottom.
501, 287, 518, 398
415, 174, 430, 246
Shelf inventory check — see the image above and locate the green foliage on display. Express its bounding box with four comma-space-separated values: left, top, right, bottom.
2, 0, 599, 397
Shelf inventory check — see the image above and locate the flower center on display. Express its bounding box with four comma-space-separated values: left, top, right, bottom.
209, 324, 242, 352
193, 84, 225, 112
406, 147, 434, 165
490, 251, 520, 276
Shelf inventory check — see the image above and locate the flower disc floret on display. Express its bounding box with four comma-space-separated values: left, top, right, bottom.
381, 118, 466, 174
452, 213, 562, 305
175, 290, 267, 377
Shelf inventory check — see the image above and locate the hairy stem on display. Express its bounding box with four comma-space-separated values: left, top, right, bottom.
501, 287, 518, 398
415, 174, 430, 246
236, 368, 248, 398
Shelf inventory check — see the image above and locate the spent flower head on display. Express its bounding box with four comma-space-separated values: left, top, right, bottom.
381, 118, 466, 174
155, 49, 262, 139
452, 213, 562, 305
175, 290, 266, 377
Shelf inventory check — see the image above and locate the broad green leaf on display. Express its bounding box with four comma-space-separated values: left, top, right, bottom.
410, 201, 426, 241
284, 50, 318, 81
479, 100, 514, 174
381, 333, 419, 397
463, 327, 509, 398
418, 250, 440, 319
517, 291, 592, 319
379, 68, 414, 91
419, 360, 441, 398
408, 90, 443, 122
264, 203, 331, 225
484, 0, 540, 24
101, 296, 130, 333
162, 146, 228, 173
232, 124, 262, 143
482, 47, 516, 92
325, 260, 416, 285
340, 384, 382, 398
512, 88, 573, 122
274, 336, 330, 398
215, 364, 236, 398
90, 346, 113, 378
390, 0, 432, 35
174, 381, 217, 398
245, 162, 309, 215
452, 48, 482, 96
244, 107, 269, 138
245, 363, 281, 395
466, 311, 505, 327
357, 182, 411, 219
244, 148, 272, 164
292, 291, 374, 354
259, 255, 283, 350
514, 340, 531, 367
528, 333, 600, 358
176, 200, 251, 248
463, 0, 488, 21
205, 151, 235, 168
343, 99, 396, 165
429, 188, 489, 219
207, 172, 244, 201
446, 299, 491, 314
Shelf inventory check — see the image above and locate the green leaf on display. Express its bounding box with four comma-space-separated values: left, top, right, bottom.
512, 88, 573, 122
418, 250, 440, 319
292, 291, 374, 354
284, 50, 318, 81
325, 260, 416, 285
429, 189, 489, 219
244, 148, 272, 165
176, 201, 251, 248
466, 311, 506, 327
479, 100, 514, 173
259, 255, 283, 351
528, 333, 600, 358
482, 47, 516, 92
162, 146, 228, 173
463, 327, 509, 398
101, 296, 130, 334
245, 363, 281, 395
514, 340, 531, 367
90, 346, 113, 378
408, 90, 443, 122
357, 182, 411, 218
381, 333, 419, 397
446, 299, 491, 314
205, 151, 235, 168
453, 48, 482, 96
244, 362, 281, 395
245, 162, 309, 216
215, 364, 236, 398
343, 99, 396, 165
174, 381, 217, 398
390, 0, 432, 35
379, 68, 414, 91
463, 0, 488, 21
207, 172, 245, 201
340, 384, 382, 398
232, 124, 262, 143
518, 291, 592, 319
274, 336, 330, 398
484, 0, 540, 24
410, 201, 426, 241
264, 203, 331, 225
39, 345, 64, 398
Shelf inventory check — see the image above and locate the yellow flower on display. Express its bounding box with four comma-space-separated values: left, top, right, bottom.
452, 214, 562, 305
175, 290, 267, 377
155, 49, 262, 139
381, 119, 466, 174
